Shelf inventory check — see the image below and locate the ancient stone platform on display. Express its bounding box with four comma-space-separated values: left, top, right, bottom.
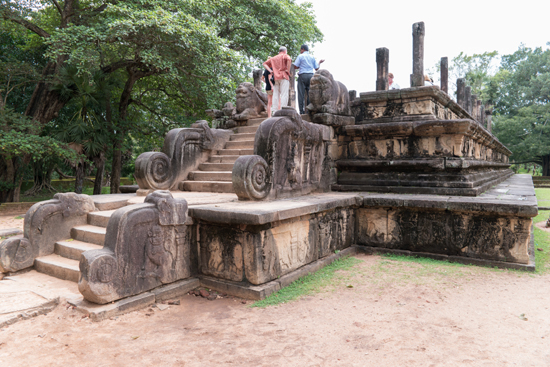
337, 86, 513, 196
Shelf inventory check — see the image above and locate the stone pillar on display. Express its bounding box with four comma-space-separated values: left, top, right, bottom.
476, 99, 482, 122
410, 22, 425, 87
349, 90, 357, 102
457, 78, 465, 107
376, 47, 389, 91
471, 94, 477, 118
288, 65, 296, 108
465, 86, 472, 114
253, 69, 263, 90
485, 105, 493, 133
480, 104, 485, 127
440, 57, 448, 93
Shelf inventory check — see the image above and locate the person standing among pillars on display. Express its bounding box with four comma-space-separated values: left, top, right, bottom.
388, 72, 400, 90
294, 44, 324, 114
263, 46, 292, 115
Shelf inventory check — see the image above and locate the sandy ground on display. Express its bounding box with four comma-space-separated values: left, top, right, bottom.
0, 253, 548, 367
0, 214, 25, 232
2, 213, 550, 366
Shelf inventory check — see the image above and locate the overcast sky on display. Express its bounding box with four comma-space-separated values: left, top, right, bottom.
299, 0, 550, 95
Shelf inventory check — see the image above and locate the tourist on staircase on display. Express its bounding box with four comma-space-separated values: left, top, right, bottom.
293, 44, 324, 114
263, 46, 292, 115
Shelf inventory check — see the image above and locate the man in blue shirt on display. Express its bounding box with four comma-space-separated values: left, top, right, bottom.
293, 44, 324, 114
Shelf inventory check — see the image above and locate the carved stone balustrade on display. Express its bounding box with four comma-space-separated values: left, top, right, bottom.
79, 191, 196, 304
0, 193, 96, 273
232, 107, 336, 200
135, 121, 231, 191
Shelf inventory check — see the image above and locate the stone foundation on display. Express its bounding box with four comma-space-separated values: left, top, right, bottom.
337, 86, 513, 196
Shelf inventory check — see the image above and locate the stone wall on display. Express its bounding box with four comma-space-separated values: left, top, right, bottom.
335, 86, 513, 196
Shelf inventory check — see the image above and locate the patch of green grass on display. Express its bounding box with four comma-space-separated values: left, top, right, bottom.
82, 186, 110, 195
251, 256, 363, 307
14, 215, 24, 219
535, 188, 550, 205
533, 227, 550, 274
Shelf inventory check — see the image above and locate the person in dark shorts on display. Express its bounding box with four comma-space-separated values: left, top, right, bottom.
262, 58, 275, 117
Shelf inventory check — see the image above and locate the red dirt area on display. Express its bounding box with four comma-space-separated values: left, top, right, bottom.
1, 252, 549, 367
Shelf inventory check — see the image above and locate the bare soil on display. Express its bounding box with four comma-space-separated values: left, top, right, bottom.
0, 252, 548, 367
2, 213, 550, 366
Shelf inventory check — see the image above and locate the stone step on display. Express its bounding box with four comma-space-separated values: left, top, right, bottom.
209, 155, 239, 164
179, 181, 234, 193
247, 117, 266, 126
230, 133, 256, 141
55, 240, 103, 261
224, 140, 255, 149
236, 125, 259, 134
71, 225, 106, 246
188, 171, 232, 181
34, 254, 80, 283
217, 148, 254, 156
198, 163, 235, 171
87, 210, 116, 228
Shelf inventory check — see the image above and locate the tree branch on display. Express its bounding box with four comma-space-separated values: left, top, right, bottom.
101, 60, 137, 74
50, 0, 63, 16
3, 14, 50, 38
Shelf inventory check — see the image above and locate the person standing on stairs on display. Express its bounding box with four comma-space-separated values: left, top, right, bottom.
263, 46, 292, 115
262, 57, 275, 118
293, 44, 324, 115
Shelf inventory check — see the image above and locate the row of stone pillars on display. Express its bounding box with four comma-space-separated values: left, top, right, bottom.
376, 22, 449, 92
375, 21, 493, 132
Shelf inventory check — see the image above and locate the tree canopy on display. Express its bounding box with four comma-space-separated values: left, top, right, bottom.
0, 0, 323, 201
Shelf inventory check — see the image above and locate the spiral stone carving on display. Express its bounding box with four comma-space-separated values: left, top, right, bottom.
232, 155, 271, 200
134, 152, 172, 190
0, 237, 38, 272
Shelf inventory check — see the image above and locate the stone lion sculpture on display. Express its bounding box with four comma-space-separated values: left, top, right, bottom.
306, 69, 351, 116
234, 82, 268, 121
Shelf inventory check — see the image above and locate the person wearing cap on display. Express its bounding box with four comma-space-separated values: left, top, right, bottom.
263, 46, 292, 115
293, 44, 324, 114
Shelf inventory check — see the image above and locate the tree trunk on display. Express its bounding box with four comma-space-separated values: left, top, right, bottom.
0, 155, 31, 203
75, 162, 86, 194
110, 138, 122, 194
543, 155, 550, 177
93, 153, 105, 195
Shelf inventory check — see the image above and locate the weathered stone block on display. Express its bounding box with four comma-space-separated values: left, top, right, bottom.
0, 193, 95, 273
79, 191, 196, 304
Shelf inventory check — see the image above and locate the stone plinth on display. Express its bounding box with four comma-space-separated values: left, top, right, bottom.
356, 175, 537, 267
341, 86, 512, 196
189, 193, 359, 285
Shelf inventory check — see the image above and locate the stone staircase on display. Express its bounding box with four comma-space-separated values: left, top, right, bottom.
180, 117, 265, 193
34, 209, 114, 282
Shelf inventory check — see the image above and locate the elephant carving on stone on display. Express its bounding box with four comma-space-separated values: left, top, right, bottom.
306, 70, 354, 127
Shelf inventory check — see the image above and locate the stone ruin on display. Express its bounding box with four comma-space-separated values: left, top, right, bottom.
0, 22, 538, 313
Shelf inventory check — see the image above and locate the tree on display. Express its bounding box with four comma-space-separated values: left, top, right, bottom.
492, 45, 550, 175
2, 0, 323, 195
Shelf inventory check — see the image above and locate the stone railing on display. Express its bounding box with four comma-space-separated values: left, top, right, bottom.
0, 193, 96, 272
135, 121, 231, 191
232, 107, 335, 200
79, 191, 195, 304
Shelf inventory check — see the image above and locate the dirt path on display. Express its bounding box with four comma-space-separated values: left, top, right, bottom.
1, 254, 549, 367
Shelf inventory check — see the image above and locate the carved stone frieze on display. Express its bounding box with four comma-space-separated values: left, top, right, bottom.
356, 207, 532, 264
79, 191, 195, 304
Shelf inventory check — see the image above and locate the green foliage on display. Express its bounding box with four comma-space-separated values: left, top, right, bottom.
0, 108, 77, 162
251, 256, 362, 307
492, 45, 550, 168
451, 51, 499, 101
